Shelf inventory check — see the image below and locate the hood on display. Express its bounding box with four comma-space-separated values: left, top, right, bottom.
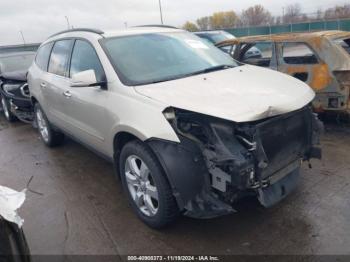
135, 65, 315, 122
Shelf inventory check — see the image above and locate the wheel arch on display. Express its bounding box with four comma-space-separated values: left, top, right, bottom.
112, 131, 143, 178
112, 130, 185, 209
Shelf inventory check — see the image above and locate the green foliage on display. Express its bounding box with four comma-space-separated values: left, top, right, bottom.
182, 21, 199, 32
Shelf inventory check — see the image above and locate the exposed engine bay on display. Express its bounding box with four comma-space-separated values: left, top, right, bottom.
149, 106, 323, 218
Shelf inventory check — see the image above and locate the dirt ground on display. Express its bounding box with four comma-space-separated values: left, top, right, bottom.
0, 114, 349, 256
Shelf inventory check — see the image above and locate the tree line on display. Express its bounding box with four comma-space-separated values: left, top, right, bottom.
183, 3, 350, 31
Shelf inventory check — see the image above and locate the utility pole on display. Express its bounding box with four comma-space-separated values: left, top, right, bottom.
19, 31, 26, 45
282, 7, 285, 23
65, 16, 71, 29
158, 0, 164, 24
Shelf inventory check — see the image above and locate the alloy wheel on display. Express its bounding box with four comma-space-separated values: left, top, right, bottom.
36, 108, 49, 143
125, 155, 159, 217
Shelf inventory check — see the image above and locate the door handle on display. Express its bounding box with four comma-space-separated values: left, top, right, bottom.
40, 82, 46, 88
63, 91, 72, 98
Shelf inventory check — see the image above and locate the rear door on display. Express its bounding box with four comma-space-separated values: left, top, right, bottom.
45, 39, 74, 127
277, 42, 330, 91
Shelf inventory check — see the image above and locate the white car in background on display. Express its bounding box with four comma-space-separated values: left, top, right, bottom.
28, 26, 322, 228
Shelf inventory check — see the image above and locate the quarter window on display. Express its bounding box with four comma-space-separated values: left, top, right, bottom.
35, 42, 54, 71
282, 42, 318, 65
69, 40, 105, 82
48, 40, 73, 77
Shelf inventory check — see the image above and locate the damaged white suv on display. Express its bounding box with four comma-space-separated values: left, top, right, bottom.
28, 26, 322, 228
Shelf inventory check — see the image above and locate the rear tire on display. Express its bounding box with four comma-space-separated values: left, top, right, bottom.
1, 96, 17, 122
119, 140, 179, 228
34, 103, 65, 147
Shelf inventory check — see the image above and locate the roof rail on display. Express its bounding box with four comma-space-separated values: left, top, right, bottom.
134, 25, 179, 29
49, 28, 104, 38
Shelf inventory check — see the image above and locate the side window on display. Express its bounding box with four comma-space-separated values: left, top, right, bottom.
241, 42, 273, 67
48, 40, 73, 77
35, 42, 54, 71
333, 38, 350, 55
219, 45, 236, 56
282, 42, 318, 65
69, 40, 105, 82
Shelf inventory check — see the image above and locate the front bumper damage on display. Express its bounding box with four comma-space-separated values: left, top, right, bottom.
0, 73, 34, 123
148, 106, 322, 219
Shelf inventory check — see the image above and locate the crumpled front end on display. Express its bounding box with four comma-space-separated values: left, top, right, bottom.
148, 106, 322, 219
0, 73, 34, 123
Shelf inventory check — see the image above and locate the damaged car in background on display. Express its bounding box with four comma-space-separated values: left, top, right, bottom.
0, 51, 35, 123
216, 30, 350, 115
28, 26, 322, 228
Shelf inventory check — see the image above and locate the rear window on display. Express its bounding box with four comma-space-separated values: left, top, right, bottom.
282, 42, 318, 65
333, 38, 350, 55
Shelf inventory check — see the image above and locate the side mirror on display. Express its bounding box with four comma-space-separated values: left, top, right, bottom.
70, 70, 99, 87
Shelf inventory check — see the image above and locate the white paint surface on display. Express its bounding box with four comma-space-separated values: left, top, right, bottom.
0, 186, 26, 227
135, 65, 315, 122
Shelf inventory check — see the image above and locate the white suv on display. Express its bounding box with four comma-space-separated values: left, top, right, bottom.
28, 26, 322, 228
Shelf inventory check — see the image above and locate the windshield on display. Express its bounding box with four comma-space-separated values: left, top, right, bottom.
102, 32, 237, 86
0, 53, 35, 74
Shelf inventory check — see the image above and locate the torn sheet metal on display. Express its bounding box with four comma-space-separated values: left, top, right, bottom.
0, 185, 26, 227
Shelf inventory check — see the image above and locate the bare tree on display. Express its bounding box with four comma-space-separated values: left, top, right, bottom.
196, 16, 211, 31
240, 5, 273, 26
316, 8, 324, 20
283, 3, 302, 23
274, 16, 282, 25
325, 4, 350, 19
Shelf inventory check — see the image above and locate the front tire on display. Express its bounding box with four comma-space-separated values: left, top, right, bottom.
119, 140, 179, 228
34, 103, 65, 147
1, 96, 17, 122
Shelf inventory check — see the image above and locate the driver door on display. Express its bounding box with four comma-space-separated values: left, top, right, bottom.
63, 39, 109, 155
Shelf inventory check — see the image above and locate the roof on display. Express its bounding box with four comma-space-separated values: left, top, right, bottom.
194, 30, 228, 34
102, 26, 184, 38
48, 26, 184, 41
0, 51, 36, 58
217, 30, 350, 46
0, 43, 40, 54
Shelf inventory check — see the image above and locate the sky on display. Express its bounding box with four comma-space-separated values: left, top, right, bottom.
0, 0, 348, 46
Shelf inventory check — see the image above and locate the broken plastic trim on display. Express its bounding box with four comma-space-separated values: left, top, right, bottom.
154, 106, 322, 218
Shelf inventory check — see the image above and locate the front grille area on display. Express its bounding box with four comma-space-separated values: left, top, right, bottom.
257, 107, 311, 178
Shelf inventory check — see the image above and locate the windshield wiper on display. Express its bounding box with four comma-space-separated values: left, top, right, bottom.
184, 65, 235, 77
143, 65, 235, 85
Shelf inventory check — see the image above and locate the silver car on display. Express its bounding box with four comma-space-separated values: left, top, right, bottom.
28, 26, 322, 228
